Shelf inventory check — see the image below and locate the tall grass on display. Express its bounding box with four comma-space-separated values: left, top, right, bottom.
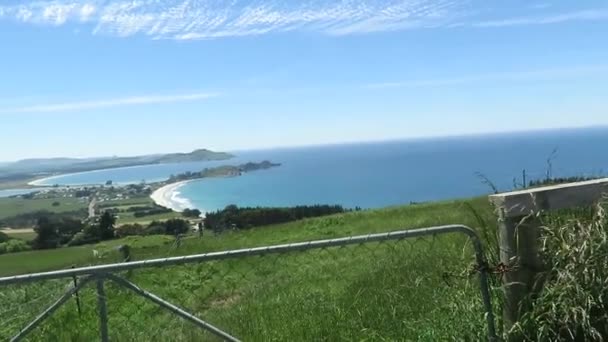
512, 204, 608, 341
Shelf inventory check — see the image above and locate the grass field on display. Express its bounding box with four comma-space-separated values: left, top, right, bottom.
116, 211, 182, 224
0, 197, 87, 220
98, 197, 154, 208
0, 234, 179, 276
0, 194, 180, 227
0, 197, 497, 276
98, 196, 183, 224
1, 230, 36, 241
0, 197, 502, 341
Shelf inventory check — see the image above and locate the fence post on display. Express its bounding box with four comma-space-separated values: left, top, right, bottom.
96, 276, 109, 342
490, 177, 608, 338
496, 210, 542, 333
71, 265, 82, 316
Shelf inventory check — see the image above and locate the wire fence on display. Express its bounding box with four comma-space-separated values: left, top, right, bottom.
0, 225, 497, 341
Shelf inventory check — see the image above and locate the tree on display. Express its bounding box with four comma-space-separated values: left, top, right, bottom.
59, 217, 83, 234
33, 217, 60, 249
164, 219, 190, 236
56, 217, 84, 244
32, 215, 85, 248
182, 208, 202, 218
0, 231, 10, 243
98, 211, 116, 240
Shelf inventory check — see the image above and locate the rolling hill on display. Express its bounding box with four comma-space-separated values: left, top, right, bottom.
0, 149, 234, 180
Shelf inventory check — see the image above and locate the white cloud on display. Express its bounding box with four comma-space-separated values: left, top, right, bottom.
0, 0, 462, 39
365, 65, 608, 89
8, 2, 97, 25
16, 7, 34, 22
472, 9, 608, 28
0, 1, 607, 39
80, 4, 97, 21
0, 92, 219, 114
43, 4, 79, 25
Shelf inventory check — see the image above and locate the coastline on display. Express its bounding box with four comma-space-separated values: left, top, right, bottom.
28, 175, 66, 187
26, 154, 234, 187
27, 164, 169, 187
150, 180, 197, 213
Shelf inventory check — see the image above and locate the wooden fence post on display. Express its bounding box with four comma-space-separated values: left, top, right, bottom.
490, 178, 608, 338
496, 210, 542, 333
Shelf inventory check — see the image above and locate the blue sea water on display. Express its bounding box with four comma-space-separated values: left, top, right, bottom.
33, 127, 608, 213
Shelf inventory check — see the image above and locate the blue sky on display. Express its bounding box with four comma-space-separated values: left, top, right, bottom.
1, 0, 607, 161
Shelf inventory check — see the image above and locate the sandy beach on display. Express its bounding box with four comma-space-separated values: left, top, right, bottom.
150, 181, 194, 212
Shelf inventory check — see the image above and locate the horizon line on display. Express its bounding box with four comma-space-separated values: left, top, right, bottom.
2, 124, 606, 163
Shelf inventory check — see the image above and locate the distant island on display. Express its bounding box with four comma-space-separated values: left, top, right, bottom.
168, 161, 281, 182
0, 149, 234, 189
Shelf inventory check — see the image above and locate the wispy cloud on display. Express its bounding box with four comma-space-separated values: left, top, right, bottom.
366, 65, 608, 89
0, 0, 463, 39
0, 92, 219, 113
0, 1, 607, 40
472, 9, 608, 28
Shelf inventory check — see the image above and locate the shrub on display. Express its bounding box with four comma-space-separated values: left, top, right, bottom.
126, 206, 156, 212
143, 224, 166, 236
141, 220, 190, 236
115, 224, 145, 238
204, 204, 347, 232
0, 239, 31, 254
67, 232, 98, 247
132, 207, 172, 218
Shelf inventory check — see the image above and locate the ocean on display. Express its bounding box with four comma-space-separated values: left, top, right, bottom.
30, 127, 608, 212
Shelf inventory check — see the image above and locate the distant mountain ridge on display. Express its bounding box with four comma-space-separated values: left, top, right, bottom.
158, 149, 233, 163
10, 158, 86, 168
0, 149, 234, 178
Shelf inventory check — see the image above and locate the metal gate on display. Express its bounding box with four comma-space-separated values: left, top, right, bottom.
0, 225, 497, 341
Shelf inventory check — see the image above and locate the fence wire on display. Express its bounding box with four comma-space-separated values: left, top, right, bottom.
0, 226, 497, 341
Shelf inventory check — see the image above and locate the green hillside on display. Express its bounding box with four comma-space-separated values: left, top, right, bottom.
0, 197, 87, 220
0, 197, 501, 341
0, 149, 234, 186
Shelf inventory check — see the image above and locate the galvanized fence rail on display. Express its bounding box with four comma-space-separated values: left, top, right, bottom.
0, 225, 497, 341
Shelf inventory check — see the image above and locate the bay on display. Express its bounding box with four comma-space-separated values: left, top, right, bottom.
34, 127, 608, 213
